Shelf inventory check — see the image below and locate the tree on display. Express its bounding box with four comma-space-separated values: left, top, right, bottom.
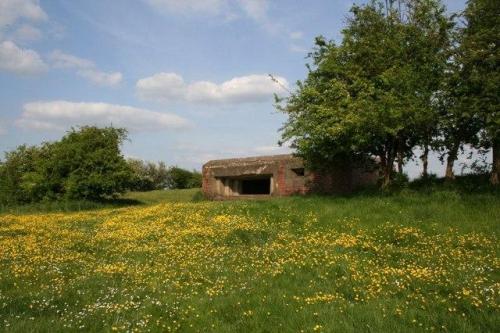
166, 167, 202, 189
436, 34, 481, 180
278, 1, 451, 187
459, 0, 499, 184
0, 126, 132, 203
403, 0, 454, 178
128, 159, 154, 191
187, 170, 202, 188
50, 126, 132, 200
0, 145, 44, 204
128, 159, 170, 191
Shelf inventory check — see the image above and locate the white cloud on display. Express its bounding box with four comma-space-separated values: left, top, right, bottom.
0, 1, 50, 76
49, 50, 123, 86
0, 40, 47, 74
0, 0, 47, 28
145, 0, 226, 15
237, 0, 285, 35
144, 0, 304, 53
16, 101, 190, 132
144, 0, 274, 26
238, 0, 268, 21
143, 0, 300, 46
50, 50, 93, 69
137, 72, 186, 101
10, 24, 42, 42
77, 69, 123, 87
136, 72, 289, 104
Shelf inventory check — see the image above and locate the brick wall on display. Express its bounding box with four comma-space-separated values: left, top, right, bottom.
202, 167, 215, 198
276, 161, 288, 195
202, 155, 378, 199
308, 168, 353, 194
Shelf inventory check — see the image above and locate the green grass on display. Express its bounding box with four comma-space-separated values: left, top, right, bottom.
0, 189, 202, 215
122, 188, 203, 205
0, 182, 498, 332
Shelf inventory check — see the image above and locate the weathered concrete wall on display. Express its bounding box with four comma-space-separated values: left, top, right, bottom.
202, 154, 378, 199
202, 155, 306, 199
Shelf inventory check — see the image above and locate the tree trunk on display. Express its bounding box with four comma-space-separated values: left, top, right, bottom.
396, 136, 404, 174
382, 164, 392, 188
445, 156, 455, 180
445, 155, 456, 181
491, 138, 499, 185
380, 154, 388, 188
397, 151, 403, 174
421, 145, 429, 178
380, 149, 394, 189
396, 140, 404, 175
445, 145, 458, 181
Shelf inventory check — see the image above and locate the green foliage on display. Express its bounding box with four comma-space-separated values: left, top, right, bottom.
0, 127, 202, 206
459, 0, 500, 183
0, 126, 132, 203
187, 169, 202, 188
278, 0, 453, 187
430, 0, 499, 182
167, 167, 202, 189
50, 126, 132, 200
409, 173, 497, 194
460, 0, 499, 135
0, 145, 44, 204
127, 159, 170, 191
127, 159, 201, 191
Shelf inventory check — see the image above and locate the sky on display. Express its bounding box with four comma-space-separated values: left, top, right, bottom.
0, 0, 470, 177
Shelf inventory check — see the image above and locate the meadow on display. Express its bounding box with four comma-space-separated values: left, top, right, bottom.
0, 186, 498, 332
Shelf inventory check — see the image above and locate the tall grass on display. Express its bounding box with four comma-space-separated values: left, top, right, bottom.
0, 178, 498, 332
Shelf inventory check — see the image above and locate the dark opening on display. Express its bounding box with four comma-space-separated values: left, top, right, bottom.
292, 168, 305, 176
241, 178, 271, 195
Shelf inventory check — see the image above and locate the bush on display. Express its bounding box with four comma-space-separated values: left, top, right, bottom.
128, 159, 170, 191
0, 145, 44, 204
0, 126, 132, 203
127, 161, 201, 191
167, 167, 202, 189
187, 170, 202, 188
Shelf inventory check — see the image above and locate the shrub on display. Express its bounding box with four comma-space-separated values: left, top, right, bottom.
0, 145, 44, 204
128, 159, 170, 191
0, 126, 132, 203
167, 167, 202, 189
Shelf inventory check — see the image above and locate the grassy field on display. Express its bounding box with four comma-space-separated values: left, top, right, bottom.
0, 189, 203, 215
0, 187, 498, 332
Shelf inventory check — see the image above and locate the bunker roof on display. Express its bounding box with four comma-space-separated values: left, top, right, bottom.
203, 154, 301, 168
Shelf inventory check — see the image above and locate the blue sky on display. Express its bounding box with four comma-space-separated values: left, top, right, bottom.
0, 0, 468, 176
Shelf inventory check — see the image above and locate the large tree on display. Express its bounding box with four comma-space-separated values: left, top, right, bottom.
48, 126, 132, 200
459, 0, 499, 184
436, 31, 481, 180
404, 0, 453, 177
278, 0, 451, 187
0, 126, 132, 203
